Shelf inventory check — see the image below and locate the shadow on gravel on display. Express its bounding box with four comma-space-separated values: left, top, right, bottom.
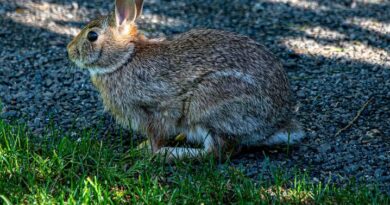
0, 0, 389, 193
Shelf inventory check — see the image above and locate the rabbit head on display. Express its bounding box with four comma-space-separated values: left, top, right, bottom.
67, 0, 144, 75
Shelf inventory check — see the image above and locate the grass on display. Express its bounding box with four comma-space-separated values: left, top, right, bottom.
0, 119, 388, 204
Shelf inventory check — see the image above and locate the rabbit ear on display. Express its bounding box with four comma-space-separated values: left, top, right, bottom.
135, 0, 144, 19
115, 0, 137, 27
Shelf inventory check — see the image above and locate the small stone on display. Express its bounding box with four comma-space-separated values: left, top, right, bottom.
1, 110, 18, 118
78, 90, 87, 96
345, 165, 359, 174
299, 145, 308, 152
296, 90, 305, 98
366, 129, 381, 138
375, 169, 384, 178
318, 143, 331, 153
45, 79, 54, 87
378, 155, 387, 161
313, 155, 323, 163
33, 117, 41, 126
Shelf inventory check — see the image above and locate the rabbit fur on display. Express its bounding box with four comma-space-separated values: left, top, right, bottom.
67, 0, 305, 160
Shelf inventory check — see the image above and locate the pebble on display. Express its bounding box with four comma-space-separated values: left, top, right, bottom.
318, 143, 332, 153
375, 169, 384, 178
33, 117, 41, 126
296, 90, 305, 98
1, 111, 18, 118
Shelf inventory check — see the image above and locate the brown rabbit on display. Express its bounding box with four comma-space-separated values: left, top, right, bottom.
67, 0, 304, 160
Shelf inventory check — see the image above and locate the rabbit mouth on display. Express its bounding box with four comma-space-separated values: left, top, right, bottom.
68, 52, 88, 69
72, 59, 86, 68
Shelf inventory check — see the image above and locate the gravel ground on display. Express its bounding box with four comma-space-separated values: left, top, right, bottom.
1, 0, 389, 193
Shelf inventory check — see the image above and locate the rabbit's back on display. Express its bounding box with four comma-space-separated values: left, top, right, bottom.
159, 29, 295, 141
160, 29, 292, 104
166, 29, 291, 96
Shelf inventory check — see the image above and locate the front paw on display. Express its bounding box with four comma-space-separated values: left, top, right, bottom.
155, 147, 176, 162
155, 147, 207, 162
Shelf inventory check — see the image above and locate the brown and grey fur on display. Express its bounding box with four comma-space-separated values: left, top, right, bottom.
67, 0, 304, 161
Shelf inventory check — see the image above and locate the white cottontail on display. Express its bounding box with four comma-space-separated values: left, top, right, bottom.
67, 0, 305, 161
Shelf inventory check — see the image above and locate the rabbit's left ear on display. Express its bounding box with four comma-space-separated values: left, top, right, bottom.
115, 0, 137, 28
135, 0, 144, 19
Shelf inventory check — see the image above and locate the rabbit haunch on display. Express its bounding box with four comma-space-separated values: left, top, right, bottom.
67, 0, 305, 160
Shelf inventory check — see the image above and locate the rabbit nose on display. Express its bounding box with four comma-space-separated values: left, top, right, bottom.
66, 47, 73, 58
66, 49, 72, 59
66, 40, 74, 50
67, 37, 78, 53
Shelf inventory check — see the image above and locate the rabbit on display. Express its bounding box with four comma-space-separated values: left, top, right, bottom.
67, 0, 305, 161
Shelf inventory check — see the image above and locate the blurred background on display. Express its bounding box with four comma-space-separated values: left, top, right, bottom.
0, 0, 389, 192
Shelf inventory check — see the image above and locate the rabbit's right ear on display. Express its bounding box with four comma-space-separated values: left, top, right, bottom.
115, 0, 137, 31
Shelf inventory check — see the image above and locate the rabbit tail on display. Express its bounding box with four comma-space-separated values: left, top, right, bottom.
264, 119, 305, 145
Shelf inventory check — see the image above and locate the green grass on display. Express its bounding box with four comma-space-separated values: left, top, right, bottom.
0, 119, 388, 204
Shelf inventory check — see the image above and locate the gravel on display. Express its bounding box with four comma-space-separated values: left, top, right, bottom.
0, 0, 389, 193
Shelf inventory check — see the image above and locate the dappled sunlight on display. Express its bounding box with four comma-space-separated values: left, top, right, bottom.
283, 34, 390, 68
262, 0, 390, 68
6, 2, 185, 37
4, 1, 185, 38
346, 17, 390, 35
302, 26, 347, 40
5, 1, 97, 36
262, 0, 329, 11
353, 0, 388, 4
260, 186, 314, 204
138, 13, 187, 38
142, 13, 186, 27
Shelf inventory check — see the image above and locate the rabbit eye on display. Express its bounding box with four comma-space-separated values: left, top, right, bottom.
87, 31, 98, 42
